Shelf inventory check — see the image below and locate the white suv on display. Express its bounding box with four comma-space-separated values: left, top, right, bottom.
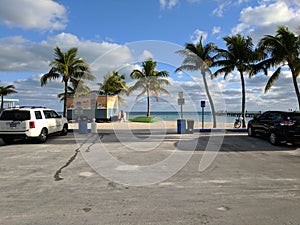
0, 107, 68, 144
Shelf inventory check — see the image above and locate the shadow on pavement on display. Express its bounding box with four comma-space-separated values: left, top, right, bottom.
1, 130, 299, 153
176, 134, 300, 152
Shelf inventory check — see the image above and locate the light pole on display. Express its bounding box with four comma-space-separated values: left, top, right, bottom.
201, 100, 205, 130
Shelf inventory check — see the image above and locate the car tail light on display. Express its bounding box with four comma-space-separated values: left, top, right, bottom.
29, 121, 35, 128
280, 121, 294, 126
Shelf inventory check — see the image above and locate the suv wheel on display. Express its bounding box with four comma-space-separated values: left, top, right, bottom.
269, 131, 280, 145
60, 124, 68, 136
38, 128, 48, 143
247, 126, 256, 137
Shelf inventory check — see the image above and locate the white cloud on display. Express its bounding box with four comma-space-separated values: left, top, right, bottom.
212, 1, 232, 17
0, 36, 49, 72
240, 1, 292, 26
186, 0, 202, 3
168, 0, 179, 9
159, 0, 179, 9
237, 0, 251, 4
160, 0, 167, 9
0, 33, 134, 81
232, 1, 300, 40
0, 0, 67, 31
190, 29, 208, 44
212, 26, 221, 35
0, 74, 64, 111
137, 50, 154, 61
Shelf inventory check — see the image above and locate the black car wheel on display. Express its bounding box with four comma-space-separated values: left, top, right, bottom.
38, 128, 48, 143
60, 124, 68, 136
2, 138, 14, 145
269, 131, 280, 145
247, 126, 256, 137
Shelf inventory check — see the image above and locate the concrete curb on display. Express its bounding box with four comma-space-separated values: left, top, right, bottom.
197, 128, 247, 133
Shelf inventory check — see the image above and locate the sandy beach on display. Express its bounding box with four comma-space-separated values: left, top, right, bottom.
68, 120, 235, 130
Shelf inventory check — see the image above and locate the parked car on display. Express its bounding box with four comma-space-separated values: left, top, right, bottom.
0, 106, 68, 144
247, 111, 300, 145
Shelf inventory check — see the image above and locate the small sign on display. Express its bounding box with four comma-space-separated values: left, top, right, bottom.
201, 101, 205, 107
178, 91, 183, 98
178, 98, 185, 105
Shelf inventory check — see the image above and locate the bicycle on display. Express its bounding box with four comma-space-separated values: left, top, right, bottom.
234, 117, 242, 128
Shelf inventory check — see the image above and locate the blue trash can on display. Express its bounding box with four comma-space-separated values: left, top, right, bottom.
78, 118, 88, 134
177, 119, 186, 134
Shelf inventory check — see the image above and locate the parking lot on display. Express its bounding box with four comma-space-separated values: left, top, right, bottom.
1, 130, 300, 225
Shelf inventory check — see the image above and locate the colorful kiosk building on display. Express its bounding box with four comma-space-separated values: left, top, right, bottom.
66, 94, 118, 122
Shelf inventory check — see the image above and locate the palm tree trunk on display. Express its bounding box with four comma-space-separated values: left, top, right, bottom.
63, 80, 68, 117
291, 71, 300, 111
0, 95, 4, 112
240, 71, 246, 128
147, 88, 150, 117
202, 70, 217, 128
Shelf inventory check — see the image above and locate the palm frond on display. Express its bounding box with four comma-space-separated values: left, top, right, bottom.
40, 70, 60, 86
213, 65, 234, 79
175, 65, 198, 72
130, 70, 144, 79
264, 67, 281, 93
0, 85, 17, 95
135, 89, 147, 101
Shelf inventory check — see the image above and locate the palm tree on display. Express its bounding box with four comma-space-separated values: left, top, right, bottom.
0, 84, 17, 111
41, 47, 95, 117
57, 78, 91, 101
175, 36, 217, 128
213, 34, 259, 128
129, 58, 170, 117
255, 26, 300, 110
99, 71, 128, 106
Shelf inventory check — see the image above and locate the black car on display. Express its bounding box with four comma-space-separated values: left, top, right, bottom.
247, 111, 300, 145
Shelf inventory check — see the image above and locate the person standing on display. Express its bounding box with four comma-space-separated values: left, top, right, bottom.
118, 110, 126, 122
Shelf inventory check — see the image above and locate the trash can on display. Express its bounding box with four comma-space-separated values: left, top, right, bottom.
186, 120, 194, 133
78, 117, 88, 134
177, 119, 186, 134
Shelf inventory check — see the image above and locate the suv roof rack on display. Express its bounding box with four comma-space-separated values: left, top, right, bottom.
19, 106, 47, 109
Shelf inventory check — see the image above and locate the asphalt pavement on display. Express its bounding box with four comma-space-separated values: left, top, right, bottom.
0, 129, 300, 225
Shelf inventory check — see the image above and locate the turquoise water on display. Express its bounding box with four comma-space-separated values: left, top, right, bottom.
127, 111, 245, 124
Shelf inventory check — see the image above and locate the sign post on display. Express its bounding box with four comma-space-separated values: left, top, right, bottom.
177, 92, 186, 134
178, 92, 184, 119
201, 101, 205, 130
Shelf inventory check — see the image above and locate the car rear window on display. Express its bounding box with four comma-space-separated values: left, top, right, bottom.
283, 113, 300, 122
0, 110, 31, 121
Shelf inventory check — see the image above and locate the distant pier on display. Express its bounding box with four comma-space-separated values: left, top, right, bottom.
223, 111, 261, 118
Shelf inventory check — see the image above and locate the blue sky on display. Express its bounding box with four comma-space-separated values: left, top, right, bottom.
0, 0, 300, 113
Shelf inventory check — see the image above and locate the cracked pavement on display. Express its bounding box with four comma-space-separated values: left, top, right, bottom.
0, 130, 300, 225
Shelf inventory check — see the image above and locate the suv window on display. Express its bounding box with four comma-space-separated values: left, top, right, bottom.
0, 110, 31, 121
43, 110, 60, 119
35, 111, 43, 120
